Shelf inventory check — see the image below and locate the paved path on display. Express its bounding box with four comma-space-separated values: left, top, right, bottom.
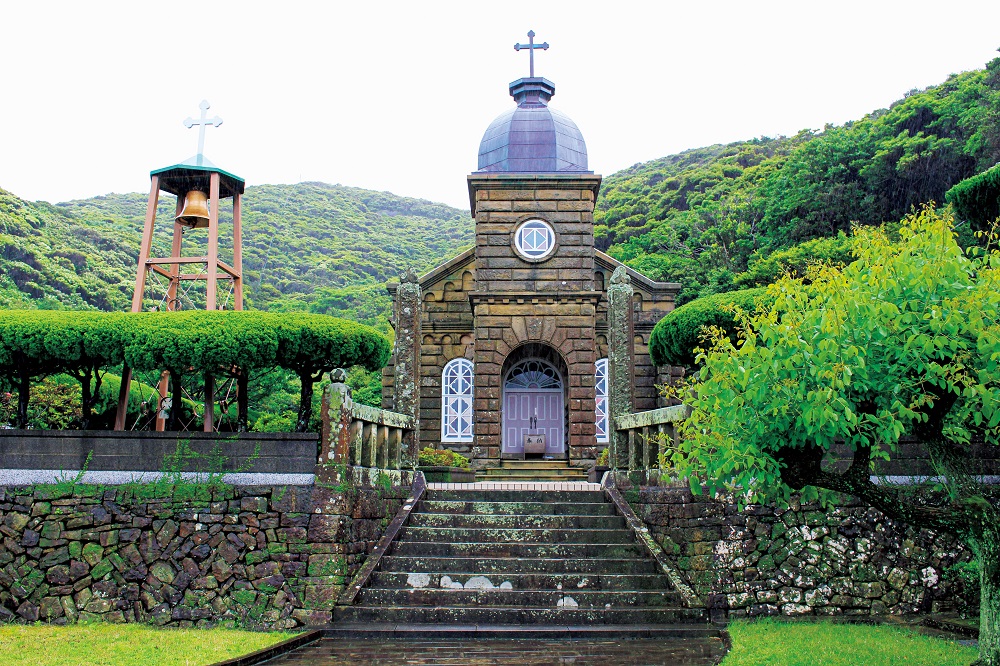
263, 637, 727, 665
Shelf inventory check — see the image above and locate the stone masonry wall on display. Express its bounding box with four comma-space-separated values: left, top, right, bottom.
0, 469, 413, 629
626, 481, 975, 619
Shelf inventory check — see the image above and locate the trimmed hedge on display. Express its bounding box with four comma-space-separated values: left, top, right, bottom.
0, 310, 390, 431
649, 288, 774, 368
946, 162, 1000, 228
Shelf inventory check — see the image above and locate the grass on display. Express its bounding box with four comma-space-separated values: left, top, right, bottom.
0, 624, 298, 666
722, 618, 979, 666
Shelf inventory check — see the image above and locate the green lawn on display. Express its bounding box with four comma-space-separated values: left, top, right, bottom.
723, 618, 979, 666
0, 624, 298, 666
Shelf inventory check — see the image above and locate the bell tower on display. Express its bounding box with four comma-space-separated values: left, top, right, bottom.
114, 100, 246, 432
468, 33, 602, 465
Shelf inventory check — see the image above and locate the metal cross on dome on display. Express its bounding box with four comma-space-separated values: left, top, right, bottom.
514, 30, 548, 78
183, 100, 223, 163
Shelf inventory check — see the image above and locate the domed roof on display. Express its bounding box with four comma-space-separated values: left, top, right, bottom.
477, 78, 589, 173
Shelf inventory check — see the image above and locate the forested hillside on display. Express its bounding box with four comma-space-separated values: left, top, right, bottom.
597, 56, 1000, 304
1, 183, 472, 331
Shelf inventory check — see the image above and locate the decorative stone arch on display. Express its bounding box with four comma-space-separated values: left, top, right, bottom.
499, 343, 570, 459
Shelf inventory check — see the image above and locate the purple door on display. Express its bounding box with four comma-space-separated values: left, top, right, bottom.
502, 359, 564, 457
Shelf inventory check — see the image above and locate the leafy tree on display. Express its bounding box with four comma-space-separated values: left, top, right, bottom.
273, 313, 390, 432
667, 208, 1000, 665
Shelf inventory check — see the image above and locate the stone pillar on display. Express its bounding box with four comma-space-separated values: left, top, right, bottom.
607, 266, 634, 470
392, 269, 421, 468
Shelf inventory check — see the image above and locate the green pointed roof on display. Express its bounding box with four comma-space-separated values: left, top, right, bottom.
150, 154, 245, 198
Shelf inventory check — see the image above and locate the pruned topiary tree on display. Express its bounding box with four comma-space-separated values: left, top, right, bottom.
273, 313, 390, 432
0, 310, 125, 428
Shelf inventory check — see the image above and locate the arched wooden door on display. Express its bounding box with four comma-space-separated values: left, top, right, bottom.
502, 358, 565, 459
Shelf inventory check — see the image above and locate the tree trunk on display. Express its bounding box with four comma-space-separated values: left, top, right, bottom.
16, 372, 29, 429
79, 367, 93, 430
237, 372, 248, 433
296, 371, 314, 433
973, 531, 1000, 666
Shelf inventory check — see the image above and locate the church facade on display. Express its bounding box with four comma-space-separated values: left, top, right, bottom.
382, 75, 679, 468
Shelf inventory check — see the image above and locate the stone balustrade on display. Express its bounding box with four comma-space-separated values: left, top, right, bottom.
321, 373, 416, 470
614, 404, 690, 471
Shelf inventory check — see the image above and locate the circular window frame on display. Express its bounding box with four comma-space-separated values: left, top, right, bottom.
511, 218, 558, 263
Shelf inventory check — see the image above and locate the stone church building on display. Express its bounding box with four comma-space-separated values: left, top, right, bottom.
382, 74, 680, 468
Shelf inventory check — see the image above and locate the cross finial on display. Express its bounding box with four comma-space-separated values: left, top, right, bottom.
183, 100, 223, 165
514, 30, 549, 78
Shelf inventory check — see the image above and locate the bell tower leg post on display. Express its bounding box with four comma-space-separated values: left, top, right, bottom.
131, 176, 160, 311
206, 172, 221, 311
116, 176, 161, 431
232, 193, 244, 310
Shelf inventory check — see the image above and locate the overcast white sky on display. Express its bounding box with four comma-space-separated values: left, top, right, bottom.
2, 1, 999, 210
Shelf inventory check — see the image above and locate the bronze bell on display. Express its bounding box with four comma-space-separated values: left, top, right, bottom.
176, 190, 211, 228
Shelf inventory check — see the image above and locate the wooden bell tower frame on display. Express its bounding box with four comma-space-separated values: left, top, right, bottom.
113, 158, 246, 432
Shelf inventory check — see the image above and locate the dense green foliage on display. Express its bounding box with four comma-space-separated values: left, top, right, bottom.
598, 57, 1000, 303
669, 208, 1000, 664
722, 619, 978, 666
649, 287, 772, 367
947, 162, 1000, 229
417, 447, 471, 469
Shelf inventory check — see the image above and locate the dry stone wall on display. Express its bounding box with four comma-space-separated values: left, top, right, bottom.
0, 470, 413, 629
625, 481, 976, 619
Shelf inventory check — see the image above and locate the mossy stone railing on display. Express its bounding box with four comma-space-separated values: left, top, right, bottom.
614, 405, 689, 471
320, 370, 415, 470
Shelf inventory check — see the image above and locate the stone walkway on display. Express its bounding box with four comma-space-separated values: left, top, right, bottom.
262, 637, 727, 665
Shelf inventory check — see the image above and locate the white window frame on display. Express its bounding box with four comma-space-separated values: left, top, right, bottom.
513, 219, 557, 261
595, 358, 609, 443
441, 358, 474, 442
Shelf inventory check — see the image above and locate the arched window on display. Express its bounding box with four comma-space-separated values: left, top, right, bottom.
441, 358, 474, 442
595, 358, 609, 443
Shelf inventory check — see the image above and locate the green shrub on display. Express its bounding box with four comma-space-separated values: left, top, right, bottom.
595, 448, 609, 466
946, 162, 1000, 228
649, 288, 773, 367
418, 447, 471, 469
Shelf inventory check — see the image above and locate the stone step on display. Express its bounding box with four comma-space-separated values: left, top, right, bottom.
480, 467, 588, 476
357, 587, 684, 608
379, 556, 661, 575
371, 571, 673, 590
390, 541, 645, 558
322, 623, 723, 640
495, 460, 580, 469
475, 473, 591, 482
398, 526, 635, 544
426, 489, 606, 503
419, 500, 618, 516
335, 605, 709, 625
407, 513, 625, 530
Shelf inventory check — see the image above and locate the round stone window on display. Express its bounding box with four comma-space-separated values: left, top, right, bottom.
513, 219, 556, 261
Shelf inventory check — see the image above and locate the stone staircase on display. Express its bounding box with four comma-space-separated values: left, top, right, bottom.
475, 459, 590, 482
334, 487, 709, 629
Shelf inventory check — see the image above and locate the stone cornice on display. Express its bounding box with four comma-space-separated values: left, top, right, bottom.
469, 290, 603, 308
467, 173, 603, 216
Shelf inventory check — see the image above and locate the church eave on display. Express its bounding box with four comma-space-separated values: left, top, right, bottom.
386, 247, 476, 297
